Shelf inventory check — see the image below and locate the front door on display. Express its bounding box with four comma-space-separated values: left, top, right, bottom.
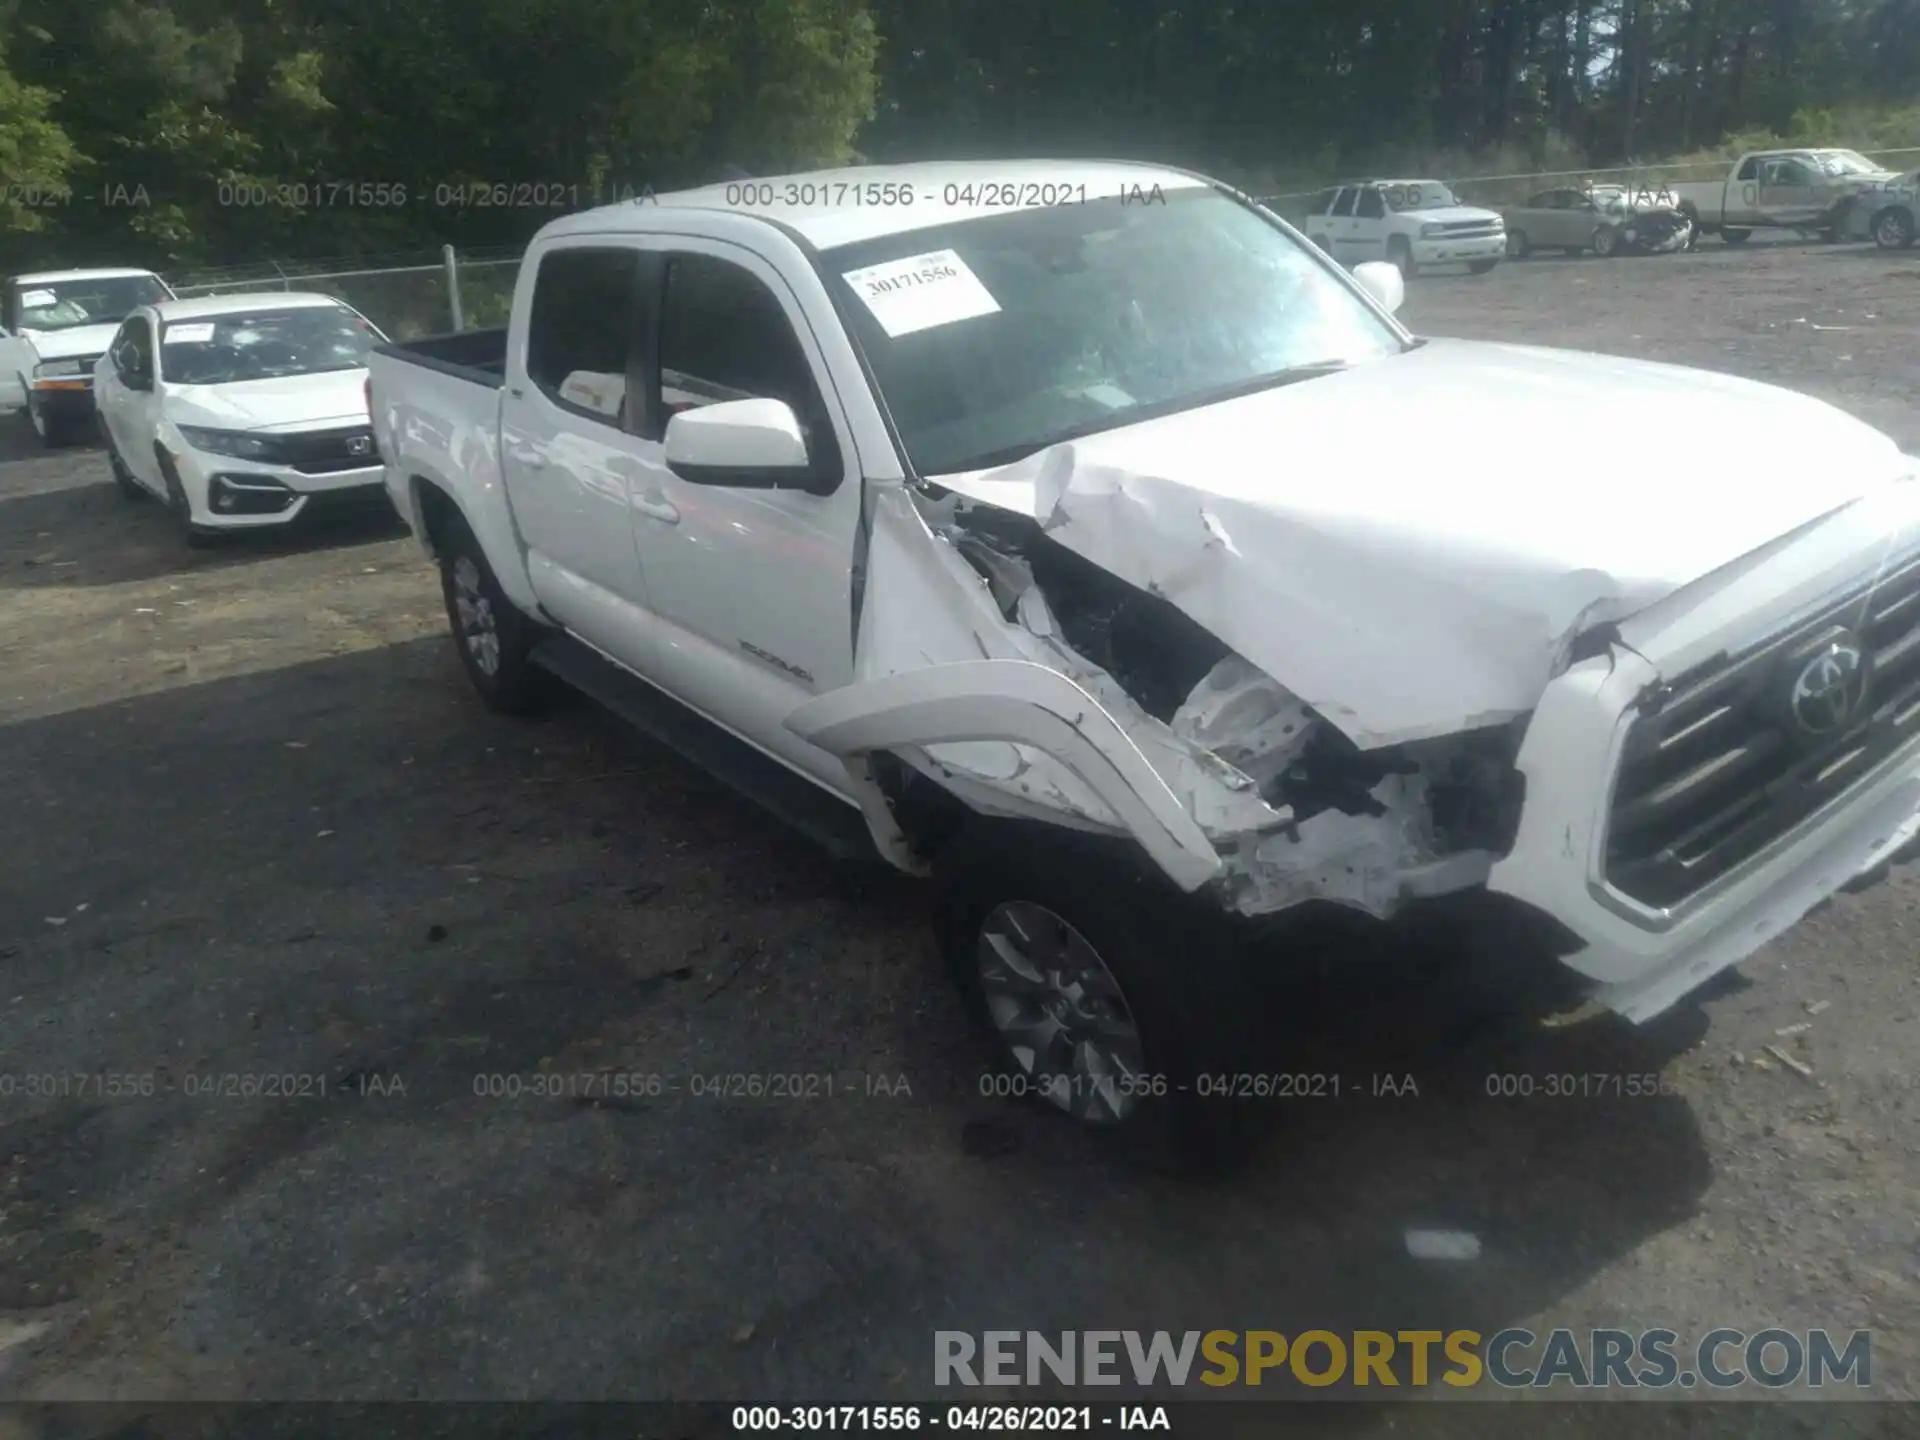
1349, 185, 1389, 263
622, 243, 865, 787
1759, 157, 1819, 225
498, 242, 657, 667
100, 314, 162, 488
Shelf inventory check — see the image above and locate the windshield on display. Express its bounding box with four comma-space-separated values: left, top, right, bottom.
15, 275, 169, 332
159, 305, 381, 385
1816, 151, 1883, 176
1381, 182, 1460, 211
824, 188, 1402, 476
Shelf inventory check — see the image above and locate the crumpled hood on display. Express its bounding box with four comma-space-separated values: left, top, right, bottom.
165, 369, 370, 432
930, 338, 1914, 748
22, 322, 122, 363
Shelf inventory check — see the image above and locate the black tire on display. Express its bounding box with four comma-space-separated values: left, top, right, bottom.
1677, 207, 1702, 251
1722, 227, 1752, 245
934, 822, 1262, 1171
1386, 236, 1416, 280
155, 448, 216, 549
1873, 206, 1916, 250
1592, 224, 1621, 258
101, 422, 144, 500
25, 389, 75, 448
1506, 229, 1531, 260
1467, 258, 1499, 274
435, 505, 553, 715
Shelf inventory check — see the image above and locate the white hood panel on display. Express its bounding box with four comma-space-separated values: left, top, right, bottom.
23, 323, 123, 362
930, 339, 1914, 748
165, 369, 370, 432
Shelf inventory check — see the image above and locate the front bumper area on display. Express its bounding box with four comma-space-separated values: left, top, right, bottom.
1488, 645, 1920, 1022
177, 452, 389, 529
1412, 232, 1506, 266
30, 379, 95, 420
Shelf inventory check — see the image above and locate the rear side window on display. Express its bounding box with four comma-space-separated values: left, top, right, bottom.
1736, 157, 1760, 181
524, 247, 641, 427
657, 252, 839, 471
1307, 189, 1338, 214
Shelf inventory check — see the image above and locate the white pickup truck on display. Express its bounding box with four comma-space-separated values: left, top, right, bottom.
1669, 148, 1900, 244
369, 159, 1920, 1158
0, 267, 175, 443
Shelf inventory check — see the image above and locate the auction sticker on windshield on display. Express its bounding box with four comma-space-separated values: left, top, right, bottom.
841, 249, 1000, 337
18, 290, 55, 307
163, 323, 217, 344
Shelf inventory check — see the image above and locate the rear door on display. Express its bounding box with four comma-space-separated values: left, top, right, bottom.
497, 241, 658, 667
0, 281, 29, 408
1349, 185, 1389, 263
101, 313, 161, 486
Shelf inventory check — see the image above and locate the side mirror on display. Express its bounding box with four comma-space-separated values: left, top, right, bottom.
663, 396, 828, 492
1352, 261, 1406, 315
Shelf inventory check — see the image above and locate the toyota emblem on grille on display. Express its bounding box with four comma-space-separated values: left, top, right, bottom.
1788, 636, 1869, 736
346, 435, 372, 456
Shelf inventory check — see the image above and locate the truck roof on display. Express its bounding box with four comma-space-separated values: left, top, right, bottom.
539, 159, 1211, 251
11, 266, 163, 285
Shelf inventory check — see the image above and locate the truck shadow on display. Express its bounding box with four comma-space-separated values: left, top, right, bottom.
0, 635, 1715, 1403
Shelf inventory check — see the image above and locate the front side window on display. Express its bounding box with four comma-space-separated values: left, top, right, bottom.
1736, 157, 1761, 181
825, 187, 1405, 477
158, 305, 381, 385
524, 247, 641, 426
113, 316, 153, 378
14, 274, 169, 332
1330, 188, 1358, 217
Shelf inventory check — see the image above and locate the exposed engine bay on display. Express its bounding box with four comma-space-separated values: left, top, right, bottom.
828, 483, 1529, 921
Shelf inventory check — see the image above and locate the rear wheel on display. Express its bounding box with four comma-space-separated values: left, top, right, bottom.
1873, 206, 1916, 250
1722, 227, 1752, 245
935, 823, 1261, 1170
435, 506, 553, 715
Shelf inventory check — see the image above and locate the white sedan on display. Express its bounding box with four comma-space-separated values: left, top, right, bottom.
94, 292, 389, 546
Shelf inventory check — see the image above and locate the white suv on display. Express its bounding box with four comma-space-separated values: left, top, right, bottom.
1301, 179, 1505, 278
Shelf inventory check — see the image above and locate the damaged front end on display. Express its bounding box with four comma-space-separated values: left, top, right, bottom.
785, 483, 1524, 922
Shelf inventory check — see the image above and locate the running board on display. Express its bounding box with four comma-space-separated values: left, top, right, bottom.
528, 632, 879, 863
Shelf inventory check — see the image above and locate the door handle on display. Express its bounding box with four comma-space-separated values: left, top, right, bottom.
506, 445, 546, 469
633, 494, 679, 525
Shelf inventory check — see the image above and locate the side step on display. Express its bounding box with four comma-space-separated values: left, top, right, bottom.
529, 632, 880, 863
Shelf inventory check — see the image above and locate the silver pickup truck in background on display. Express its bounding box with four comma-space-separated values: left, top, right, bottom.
1669, 147, 1900, 245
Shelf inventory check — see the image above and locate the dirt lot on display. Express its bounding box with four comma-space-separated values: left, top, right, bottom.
1, 236, 1918, 1434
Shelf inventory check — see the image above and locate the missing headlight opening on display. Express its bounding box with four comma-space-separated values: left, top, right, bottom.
915, 487, 1521, 921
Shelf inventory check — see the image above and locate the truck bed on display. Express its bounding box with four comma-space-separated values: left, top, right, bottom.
371, 327, 506, 388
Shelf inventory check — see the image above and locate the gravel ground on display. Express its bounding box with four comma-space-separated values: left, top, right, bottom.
0, 235, 1917, 1436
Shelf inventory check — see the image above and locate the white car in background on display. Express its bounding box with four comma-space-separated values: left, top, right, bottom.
94, 292, 389, 547
1300, 179, 1505, 278
0, 267, 174, 445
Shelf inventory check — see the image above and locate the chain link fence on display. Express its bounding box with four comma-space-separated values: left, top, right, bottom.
167, 246, 522, 339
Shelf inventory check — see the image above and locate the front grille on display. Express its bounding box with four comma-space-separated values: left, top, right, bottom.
1430, 221, 1500, 237
276, 425, 378, 473
1604, 548, 1920, 910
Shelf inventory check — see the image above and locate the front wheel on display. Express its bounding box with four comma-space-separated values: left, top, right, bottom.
1592, 224, 1621, 258
1467, 258, 1500, 274
1506, 229, 1531, 260
436, 507, 553, 715
25, 389, 74, 448
935, 824, 1260, 1170
1873, 206, 1916, 250
1721, 227, 1752, 245
1386, 236, 1416, 280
